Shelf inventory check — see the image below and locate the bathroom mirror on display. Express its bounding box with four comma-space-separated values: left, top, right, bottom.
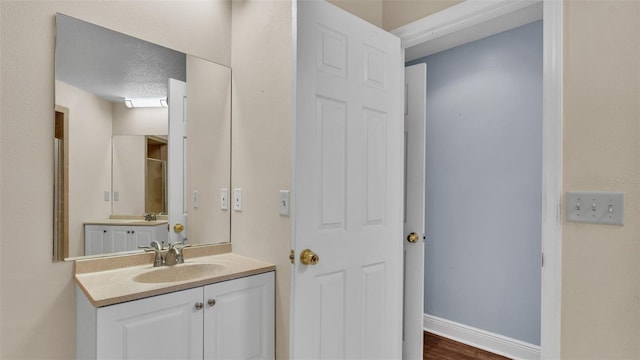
54, 14, 231, 260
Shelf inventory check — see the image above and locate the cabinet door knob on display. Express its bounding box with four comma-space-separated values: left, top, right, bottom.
195, 302, 204, 311
207, 299, 216, 307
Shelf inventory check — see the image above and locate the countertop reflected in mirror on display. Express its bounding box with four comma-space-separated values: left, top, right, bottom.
54, 13, 231, 261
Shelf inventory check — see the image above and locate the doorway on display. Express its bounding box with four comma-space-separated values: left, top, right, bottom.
54, 105, 69, 261
394, 0, 563, 357
408, 20, 543, 357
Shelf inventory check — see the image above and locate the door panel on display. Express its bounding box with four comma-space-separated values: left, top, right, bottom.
168, 78, 187, 245
292, 2, 404, 359
403, 64, 427, 358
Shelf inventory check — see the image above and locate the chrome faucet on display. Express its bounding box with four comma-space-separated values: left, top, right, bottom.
143, 212, 157, 221
164, 242, 191, 266
139, 241, 164, 267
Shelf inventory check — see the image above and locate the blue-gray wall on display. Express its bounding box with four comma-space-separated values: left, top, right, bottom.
408, 20, 542, 345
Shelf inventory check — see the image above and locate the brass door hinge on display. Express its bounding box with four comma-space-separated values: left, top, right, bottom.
289, 249, 295, 264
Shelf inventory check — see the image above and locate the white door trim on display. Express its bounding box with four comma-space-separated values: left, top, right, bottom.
392, 1, 563, 358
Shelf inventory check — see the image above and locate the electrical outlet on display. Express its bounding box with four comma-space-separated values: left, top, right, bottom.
566, 192, 624, 225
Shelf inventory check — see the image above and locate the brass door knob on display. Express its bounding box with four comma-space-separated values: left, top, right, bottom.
407, 232, 419, 243
173, 223, 185, 233
300, 249, 319, 265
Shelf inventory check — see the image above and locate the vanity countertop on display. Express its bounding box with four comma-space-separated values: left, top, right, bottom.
83, 219, 168, 226
75, 245, 275, 307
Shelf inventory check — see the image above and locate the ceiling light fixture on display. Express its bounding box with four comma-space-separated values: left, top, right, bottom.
124, 98, 168, 108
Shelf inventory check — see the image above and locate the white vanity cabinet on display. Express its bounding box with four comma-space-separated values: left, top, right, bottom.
84, 223, 167, 255
76, 271, 275, 360
203, 272, 275, 359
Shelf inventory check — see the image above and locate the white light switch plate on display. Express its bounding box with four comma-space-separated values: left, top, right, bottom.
566, 192, 624, 225
234, 188, 242, 211
279, 190, 290, 217
192, 190, 199, 209
220, 188, 228, 210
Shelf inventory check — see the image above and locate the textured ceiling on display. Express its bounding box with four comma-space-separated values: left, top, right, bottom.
55, 14, 186, 103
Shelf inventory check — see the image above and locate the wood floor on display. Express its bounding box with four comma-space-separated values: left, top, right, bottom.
423, 332, 511, 360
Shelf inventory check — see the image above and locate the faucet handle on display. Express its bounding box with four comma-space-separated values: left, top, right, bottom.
168, 242, 191, 250
165, 243, 191, 265
139, 241, 164, 267
139, 241, 162, 251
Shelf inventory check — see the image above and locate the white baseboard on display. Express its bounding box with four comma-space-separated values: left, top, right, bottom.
423, 314, 541, 360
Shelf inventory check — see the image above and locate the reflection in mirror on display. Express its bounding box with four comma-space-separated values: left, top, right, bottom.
54, 14, 231, 260
112, 135, 168, 215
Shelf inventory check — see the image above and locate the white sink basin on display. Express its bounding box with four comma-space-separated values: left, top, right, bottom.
133, 263, 225, 283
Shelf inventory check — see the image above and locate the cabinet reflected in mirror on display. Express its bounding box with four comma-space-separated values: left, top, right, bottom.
54, 14, 231, 260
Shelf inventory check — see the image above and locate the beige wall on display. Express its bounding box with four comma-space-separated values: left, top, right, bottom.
186, 55, 232, 246
328, 0, 383, 27
381, 0, 463, 31
55, 81, 113, 257
0, 1, 230, 358
111, 135, 146, 215
562, 1, 640, 358
328, 0, 463, 31
231, 1, 292, 358
57, 82, 171, 255
112, 103, 168, 136
112, 105, 168, 217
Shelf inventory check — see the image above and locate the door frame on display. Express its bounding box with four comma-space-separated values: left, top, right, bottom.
392, 1, 563, 358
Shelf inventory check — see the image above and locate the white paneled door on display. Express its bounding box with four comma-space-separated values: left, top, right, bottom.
291, 1, 404, 359
168, 78, 187, 244
403, 64, 426, 358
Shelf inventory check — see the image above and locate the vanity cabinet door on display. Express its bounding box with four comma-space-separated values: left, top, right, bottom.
84, 224, 166, 255
203, 272, 275, 360
96, 287, 204, 359
129, 226, 152, 249
109, 226, 131, 253
84, 226, 108, 256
